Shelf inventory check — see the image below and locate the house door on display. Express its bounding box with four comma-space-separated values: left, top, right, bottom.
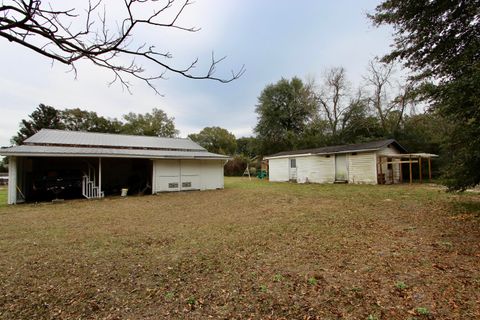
289, 158, 297, 181
335, 154, 347, 181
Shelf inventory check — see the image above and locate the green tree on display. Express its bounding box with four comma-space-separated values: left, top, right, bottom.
188, 127, 237, 155
236, 137, 258, 158
255, 77, 318, 155
340, 98, 384, 144
12, 104, 64, 144
370, 0, 480, 190
122, 108, 178, 137
61, 108, 123, 133
0, 157, 8, 172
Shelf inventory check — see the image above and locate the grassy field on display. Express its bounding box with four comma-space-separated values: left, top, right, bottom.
0, 186, 6, 207
0, 178, 479, 319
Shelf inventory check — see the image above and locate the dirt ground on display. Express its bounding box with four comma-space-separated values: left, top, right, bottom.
0, 178, 479, 319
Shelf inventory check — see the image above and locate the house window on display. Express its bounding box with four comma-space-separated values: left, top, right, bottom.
387, 157, 392, 170
351, 152, 357, 155
290, 158, 296, 168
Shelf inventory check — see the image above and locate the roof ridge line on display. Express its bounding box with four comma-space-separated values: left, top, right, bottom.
39, 128, 191, 141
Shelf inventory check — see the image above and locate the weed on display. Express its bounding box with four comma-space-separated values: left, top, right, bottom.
165, 291, 174, 299
187, 297, 196, 305
351, 286, 362, 292
416, 307, 430, 315
439, 241, 453, 248
367, 314, 378, 320
307, 277, 317, 286
259, 284, 268, 293
395, 281, 407, 290
273, 274, 283, 282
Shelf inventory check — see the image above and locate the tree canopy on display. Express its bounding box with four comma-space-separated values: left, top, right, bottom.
370, 0, 480, 190
122, 108, 178, 137
12, 105, 179, 144
12, 104, 64, 145
61, 108, 123, 134
254, 77, 318, 155
188, 127, 237, 155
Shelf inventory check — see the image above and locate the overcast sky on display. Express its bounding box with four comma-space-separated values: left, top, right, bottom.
0, 0, 394, 147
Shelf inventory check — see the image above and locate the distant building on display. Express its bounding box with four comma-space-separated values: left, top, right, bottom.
265, 139, 437, 185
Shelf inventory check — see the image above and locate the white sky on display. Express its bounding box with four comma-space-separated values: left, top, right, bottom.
0, 0, 394, 147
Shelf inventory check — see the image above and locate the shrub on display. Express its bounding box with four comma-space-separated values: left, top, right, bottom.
224, 155, 249, 176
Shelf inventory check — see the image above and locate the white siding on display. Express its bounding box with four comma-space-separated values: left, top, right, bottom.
297, 156, 335, 183
153, 160, 180, 192
8, 156, 17, 204
376, 145, 402, 183
268, 158, 289, 182
200, 160, 224, 190
348, 152, 377, 184
152, 159, 224, 193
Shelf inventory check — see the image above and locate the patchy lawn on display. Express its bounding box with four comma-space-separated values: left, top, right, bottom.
0, 186, 6, 207
0, 178, 479, 319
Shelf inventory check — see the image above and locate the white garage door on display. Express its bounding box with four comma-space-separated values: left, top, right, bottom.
180, 160, 200, 190
154, 160, 201, 192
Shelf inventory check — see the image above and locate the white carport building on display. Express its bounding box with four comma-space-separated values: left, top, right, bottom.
1, 129, 229, 204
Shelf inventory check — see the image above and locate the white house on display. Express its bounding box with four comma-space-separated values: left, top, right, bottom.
265, 139, 409, 185
0, 129, 229, 204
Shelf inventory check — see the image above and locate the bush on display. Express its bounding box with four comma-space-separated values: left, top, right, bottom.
224, 155, 249, 176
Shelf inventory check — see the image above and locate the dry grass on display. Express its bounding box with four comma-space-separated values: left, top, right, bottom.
0, 178, 479, 319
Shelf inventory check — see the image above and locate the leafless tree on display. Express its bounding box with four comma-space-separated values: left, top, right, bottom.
0, 0, 245, 93
316, 67, 352, 136
364, 58, 415, 133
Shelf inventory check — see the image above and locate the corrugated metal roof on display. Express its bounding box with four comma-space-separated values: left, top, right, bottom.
265, 139, 407, 159
0, 145, 229, 159
24, 129, 205, 151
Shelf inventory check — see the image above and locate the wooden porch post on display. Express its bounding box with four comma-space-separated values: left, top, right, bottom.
409, 156, 413, 184
99, 157, 102, 196
399, 159, 403, 183
428, 157, 432, 181
7, 156, 17, 204
378, 156, 383, 184
419, 157, 422, 183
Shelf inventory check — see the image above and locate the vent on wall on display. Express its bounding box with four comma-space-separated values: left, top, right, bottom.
182, 182, 192, 188
168, 183, 179, 188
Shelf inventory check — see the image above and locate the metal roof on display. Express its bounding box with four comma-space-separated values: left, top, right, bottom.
265, 139, 407, 159
0, 129, 230, 160
0, 145, 229, 160
24, 129, 205, 151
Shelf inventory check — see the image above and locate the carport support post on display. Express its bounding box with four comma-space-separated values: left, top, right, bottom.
98, 157, 102, 197
409, 156, 413, 184
8, 156, 17, 204
428, 158, 432, 181
419, 157, 422, 183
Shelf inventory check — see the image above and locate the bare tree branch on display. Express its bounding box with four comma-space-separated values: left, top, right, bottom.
316, 67, 351, 137
364, 58, 416, 133
0, 0, 245, 93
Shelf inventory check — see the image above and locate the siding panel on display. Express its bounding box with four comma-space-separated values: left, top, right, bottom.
348, 152, 377, 184
269, 158, 289, 182
297, 156, 335, 183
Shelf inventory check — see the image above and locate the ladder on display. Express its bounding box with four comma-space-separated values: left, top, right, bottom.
82, 163, 104, 199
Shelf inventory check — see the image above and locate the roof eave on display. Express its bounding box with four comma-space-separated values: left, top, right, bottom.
0, 151, 229, 160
